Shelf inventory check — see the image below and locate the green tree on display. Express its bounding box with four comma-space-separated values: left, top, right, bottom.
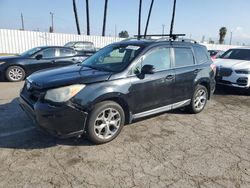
119, 31, 129, 38
219, 27, 227, 44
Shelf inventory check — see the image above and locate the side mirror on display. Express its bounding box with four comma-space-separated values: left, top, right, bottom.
141, 64, 155, 74
35, 54, 43, 60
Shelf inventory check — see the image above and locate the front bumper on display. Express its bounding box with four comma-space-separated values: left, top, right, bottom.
19, 96, 88, 138
216, 75, 250, 89
216, 69, 250, 89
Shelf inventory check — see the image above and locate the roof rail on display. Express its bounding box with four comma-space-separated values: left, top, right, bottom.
155, 37, 197, 43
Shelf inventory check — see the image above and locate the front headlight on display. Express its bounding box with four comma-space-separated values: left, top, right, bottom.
235, 69, 250, 74
44, 84, 85, 103
0, 61, 6, 65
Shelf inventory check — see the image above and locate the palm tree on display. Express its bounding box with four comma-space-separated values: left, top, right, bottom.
219, 27, 227, 44
170, 0, 177, 37
72, 0, 81, 35
86, 0, 90, 35
138, 0, 142, 39
102, 0, 108, 36
144, 0, 155, 38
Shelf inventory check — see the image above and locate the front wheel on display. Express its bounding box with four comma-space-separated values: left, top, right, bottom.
5, 66, 26, 82
86, 101, 125, 144
187, 85, 208, 114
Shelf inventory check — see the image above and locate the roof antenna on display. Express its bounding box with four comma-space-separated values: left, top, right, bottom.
137, 0, 142, 40
144, 0, 155, 38
169, 0, 177, 40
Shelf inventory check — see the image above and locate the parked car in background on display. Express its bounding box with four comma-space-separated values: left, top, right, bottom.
214, 47, 250, 93
19, 39, 216, 144
64, 41, 96, 56
0, 46, 87, 82
208, 50, 224, 59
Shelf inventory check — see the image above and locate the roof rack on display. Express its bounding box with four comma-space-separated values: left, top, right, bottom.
134, 34, 185, 40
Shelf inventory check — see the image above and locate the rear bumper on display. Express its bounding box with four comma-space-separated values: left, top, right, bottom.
19, 96, 88, 138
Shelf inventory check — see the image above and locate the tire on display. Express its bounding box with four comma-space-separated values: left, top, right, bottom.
5, 66, 26, 82
187, 85, 208, 114
86, 101, 125, 144
246, 87, 250, 96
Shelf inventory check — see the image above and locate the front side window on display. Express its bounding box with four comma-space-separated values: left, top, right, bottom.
132, 47, 171, 75
81, 44, 143, 72
220, 49, 250, 60
38, 48, 56, 59
142, 47, 171, 71
174, 48, 194, 67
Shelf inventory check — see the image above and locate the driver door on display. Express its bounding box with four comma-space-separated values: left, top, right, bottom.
28, 48, 57, 73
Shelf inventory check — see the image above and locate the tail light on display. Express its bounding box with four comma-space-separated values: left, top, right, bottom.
210, 63, 216, 75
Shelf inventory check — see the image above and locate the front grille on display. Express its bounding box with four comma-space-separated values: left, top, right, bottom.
217, 67, 233, 77
22, 83, 43, 104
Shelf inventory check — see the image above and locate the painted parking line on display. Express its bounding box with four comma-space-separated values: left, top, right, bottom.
0, 127, 35, 138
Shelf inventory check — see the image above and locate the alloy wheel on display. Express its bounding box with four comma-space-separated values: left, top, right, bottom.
94, 108, 121, 140
194, 88, 207, 111
8, 67, 23, 81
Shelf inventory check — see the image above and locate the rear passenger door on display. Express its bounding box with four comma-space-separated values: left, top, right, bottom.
52, 48, 79, 67
172, 47, 197, 103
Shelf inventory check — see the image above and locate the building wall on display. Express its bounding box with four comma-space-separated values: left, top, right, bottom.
0, 29, 243, 54
0, 29, 122, 54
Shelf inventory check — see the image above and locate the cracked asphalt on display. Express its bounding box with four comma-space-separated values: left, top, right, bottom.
0, 82, 249, 188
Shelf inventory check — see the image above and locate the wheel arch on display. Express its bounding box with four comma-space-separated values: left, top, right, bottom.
196, 79, 211, 99
91, 93, 131, 125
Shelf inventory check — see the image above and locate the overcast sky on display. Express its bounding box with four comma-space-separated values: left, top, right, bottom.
1, 0, 250, 45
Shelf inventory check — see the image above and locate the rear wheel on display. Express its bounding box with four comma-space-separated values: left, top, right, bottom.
5, 66, 26, 82
187, 85, 208, 114
86, 101, 125, 144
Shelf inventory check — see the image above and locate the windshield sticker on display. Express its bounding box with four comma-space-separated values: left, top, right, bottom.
126, 45, 140, 50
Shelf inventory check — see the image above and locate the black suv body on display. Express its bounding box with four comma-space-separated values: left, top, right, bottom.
19, 39, 216, 144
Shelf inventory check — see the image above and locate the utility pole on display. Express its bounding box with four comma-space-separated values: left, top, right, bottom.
86, 0, 90, 35
162, 24, 165, 35
144, 0, 155, 38
50, 12, 54, 33
102, 0, 108, 36
21, 13, 24, 30
138, 0, 142, 39
229, 31, 233, 45
170, 0, 177, 37
115, 24, 117, 38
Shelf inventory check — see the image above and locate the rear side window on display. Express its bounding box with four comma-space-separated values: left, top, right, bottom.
59, 48, 76, 57
193, 46, 209, 64
174, 48, 194, 67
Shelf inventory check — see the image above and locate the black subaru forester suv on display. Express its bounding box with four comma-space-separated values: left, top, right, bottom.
19, 39, 216, 144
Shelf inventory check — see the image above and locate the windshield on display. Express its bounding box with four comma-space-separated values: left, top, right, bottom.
20, 47, 42, 57
64, 42, 75, 47
81, 44, 143, 72
220, 49, 250, 60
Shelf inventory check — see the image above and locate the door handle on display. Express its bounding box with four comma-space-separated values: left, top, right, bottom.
194, 69, 201, 74
51, 60, 56, 63
166, 75, 175, 80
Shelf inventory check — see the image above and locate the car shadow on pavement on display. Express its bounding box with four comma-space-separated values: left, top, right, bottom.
0, 98, 93, 150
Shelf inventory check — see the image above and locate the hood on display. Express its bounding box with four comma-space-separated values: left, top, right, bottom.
0, 55, 22, 62
214, 58, 250, 69
27, 64, 112, 89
